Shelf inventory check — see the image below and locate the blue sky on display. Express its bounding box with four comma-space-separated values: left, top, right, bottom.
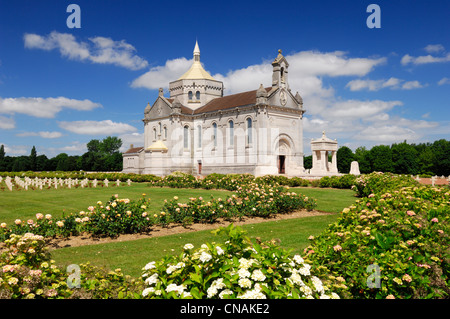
0, 0, 449, 157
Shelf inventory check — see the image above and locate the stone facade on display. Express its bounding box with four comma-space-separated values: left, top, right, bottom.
123, 43, 306, 176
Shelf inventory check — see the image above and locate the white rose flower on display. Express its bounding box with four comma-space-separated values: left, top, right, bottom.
251, 269, 266, 282
144, 261, 156, 270
215, 246, 224, 255
238, 268, 251, 278
238, 278, 252, 288
199, 251, 212, 263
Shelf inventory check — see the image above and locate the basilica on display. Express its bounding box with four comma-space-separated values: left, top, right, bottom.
122, 42, 307, 176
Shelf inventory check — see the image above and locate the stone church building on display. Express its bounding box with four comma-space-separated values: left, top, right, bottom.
123, 42, 307, 176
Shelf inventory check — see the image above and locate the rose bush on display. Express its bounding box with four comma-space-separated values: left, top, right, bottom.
352, 172, 419, 197
305, 173, 449, 299
1, 178, 317, 240
160, 182, 316, 226
141, 224, 342, 299
0, 233, 143, 299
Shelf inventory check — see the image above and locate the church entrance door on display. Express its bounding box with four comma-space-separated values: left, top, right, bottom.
278, 155, 286, 174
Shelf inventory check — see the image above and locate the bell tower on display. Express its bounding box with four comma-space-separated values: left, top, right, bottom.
168, 41, 224, 110
271, 49, 289, 90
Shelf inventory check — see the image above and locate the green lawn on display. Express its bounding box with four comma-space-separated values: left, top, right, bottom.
290, 187, 357, 213
48, 186, 357, 278
0, 184, 232, 225
52, 214, 339, 278
0, 183, 357, 278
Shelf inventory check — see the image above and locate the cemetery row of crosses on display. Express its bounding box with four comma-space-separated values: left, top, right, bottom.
0, 176, 132, 191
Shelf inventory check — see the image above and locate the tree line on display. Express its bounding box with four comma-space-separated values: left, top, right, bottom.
1, 137, 449, 176
0, 136, 123, 172
305, 139, 450, 176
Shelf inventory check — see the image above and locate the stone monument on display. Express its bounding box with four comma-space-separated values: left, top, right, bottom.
309, 131, 338, 176
350, 161, 360, 175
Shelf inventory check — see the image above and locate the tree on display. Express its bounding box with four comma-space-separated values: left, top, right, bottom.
336, 146, 354, 174
417, 146, 435, 175
82, 136, 123, 171
0, 144, 5, 171
29, 146, 37, 171
354, 146, 371, 173
101, 136, 122, 155
11, 156, 30, 171
431, 139, 450, 176
303, 155, 312, 169
87, 139, 102, 154
55, 153, 69, 171
368, 145, 393, 172
391, 142, 419, 175
36, 154, 49, 171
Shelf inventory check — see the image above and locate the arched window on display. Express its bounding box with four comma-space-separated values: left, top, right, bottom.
163, 126, 167, 139
246, 118, 252, 144
229, 120, 234, 145
158, 122, 162, 134
188, 91, 193, 101
197, 125, 202, 148
196, 91, 200, 100
212, 122, 217, 147
184, 125, 189, 149
153, 127, 157, 140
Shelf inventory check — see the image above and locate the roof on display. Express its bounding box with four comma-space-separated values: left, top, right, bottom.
180, 87, 272, 115
124, 147, 143, 154
147, 140, 168, 151
311, 131, 337, 144
177, 61, 216, 80
177, 41, 215, 81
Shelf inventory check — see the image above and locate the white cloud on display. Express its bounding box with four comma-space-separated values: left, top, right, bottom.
354, 125, 419, 143
328, 100, 403, 119
24, 31, 148, 70
132, 50, 385, 96
0, 96, 101, 118
424, 44, 445, 54
401, 80, 425, 90
58, 120, 137, 135
0, 143, 28, 156
130, 48, 442, 146
438, 77, 450, 85
346, 77, 425, 91
130, 57, 192, 89
401, 52, 450, 65
16, 131, 63, 139
0, 115, 15, 129
118, 132, 145, 152
58, 142, 87, 153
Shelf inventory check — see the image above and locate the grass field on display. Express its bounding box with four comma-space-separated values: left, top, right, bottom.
51, 214, 339, 278
0, 184, 232, 225
0, 183, 357, 278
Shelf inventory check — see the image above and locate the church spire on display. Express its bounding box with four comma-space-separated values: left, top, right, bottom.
193, 40, 200, 62
177, 40, 215, 81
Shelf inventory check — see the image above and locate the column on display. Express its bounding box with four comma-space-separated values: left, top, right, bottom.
331, 151, 337, 173
320, 150, 326, 172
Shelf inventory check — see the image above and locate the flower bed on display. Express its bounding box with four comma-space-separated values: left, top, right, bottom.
161, 183, 316, 226
141, 224, 340, 299
305, 172, 449, 299
0, 232, 142, 299
0, 179, 317, 241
